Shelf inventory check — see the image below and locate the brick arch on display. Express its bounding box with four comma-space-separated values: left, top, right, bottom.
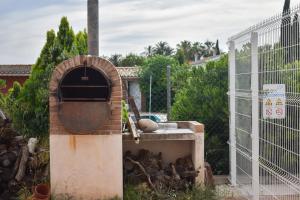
49, 55, 122, 135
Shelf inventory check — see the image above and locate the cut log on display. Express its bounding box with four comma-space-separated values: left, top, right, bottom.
204, 162, 215, 187
124, 150, 198, 192
170, 163, 180, 180
126, 157, 157, 192
15, 146, 29, 182
42, 163, 50, 179
10, 150, 21, 179
181, 170, 199, 178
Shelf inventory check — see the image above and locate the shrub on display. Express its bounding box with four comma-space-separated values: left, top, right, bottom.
7, 17, 87, 138
171, 55, 229, 175
123, 184, 218, 200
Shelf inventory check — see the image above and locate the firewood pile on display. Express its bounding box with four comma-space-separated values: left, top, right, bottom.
124, 149, 199, 192
0, 123, 49, 200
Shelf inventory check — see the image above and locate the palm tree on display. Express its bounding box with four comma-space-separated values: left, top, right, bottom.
153, 41, 174, 56
191, 42, 205, 62
204, 40, 215, 57
109, 54, 122, 67
144, 45, 154, 57
177, 40, 192, 61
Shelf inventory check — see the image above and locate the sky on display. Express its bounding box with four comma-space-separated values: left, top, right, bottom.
0, 0, 298, 64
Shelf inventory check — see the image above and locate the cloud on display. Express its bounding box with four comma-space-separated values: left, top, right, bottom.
0, 0, 298, 63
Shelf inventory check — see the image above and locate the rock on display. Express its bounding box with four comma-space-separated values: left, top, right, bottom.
138, 119, 159, 133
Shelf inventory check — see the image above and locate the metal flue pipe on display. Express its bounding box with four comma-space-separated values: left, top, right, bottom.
88, 0, 99, 56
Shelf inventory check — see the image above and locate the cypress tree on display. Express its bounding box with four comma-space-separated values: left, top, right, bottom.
215, 40, 220, 55
9, 17, 88, 137
280, 0, 291, 63
75, 30, 88, 55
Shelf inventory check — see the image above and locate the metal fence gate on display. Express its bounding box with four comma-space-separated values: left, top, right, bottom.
228, 4, 300, 200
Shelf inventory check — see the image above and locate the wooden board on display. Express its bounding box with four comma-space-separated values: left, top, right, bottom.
128, 117, 140, 144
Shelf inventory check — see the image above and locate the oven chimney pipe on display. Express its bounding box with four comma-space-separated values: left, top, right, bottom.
88, 0, 99, 56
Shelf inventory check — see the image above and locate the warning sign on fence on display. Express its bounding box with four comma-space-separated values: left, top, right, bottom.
263, 84, 286, 119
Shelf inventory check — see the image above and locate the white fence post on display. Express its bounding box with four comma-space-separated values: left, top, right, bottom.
229, 41, 237, 186
251, 32, 260, 200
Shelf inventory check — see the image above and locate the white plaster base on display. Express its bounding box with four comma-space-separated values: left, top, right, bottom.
50, 134, 123, 199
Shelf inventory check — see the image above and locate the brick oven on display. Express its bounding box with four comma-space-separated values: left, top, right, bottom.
49, 55, 123, 199
48, 0, 205, 199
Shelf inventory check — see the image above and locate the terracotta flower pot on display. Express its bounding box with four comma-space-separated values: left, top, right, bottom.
31, 184, 50, 200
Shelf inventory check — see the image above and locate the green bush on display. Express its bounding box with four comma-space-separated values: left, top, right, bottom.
123, 184, 218, 200
0, 79, 6, 108
171, 55, 229, 175
139, 55, 178, 112
121, 53, 145, 67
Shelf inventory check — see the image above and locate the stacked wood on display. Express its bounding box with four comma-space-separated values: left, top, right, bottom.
0, 134, 24, 198
124, 149, 199, 193
0, 123, 49, 200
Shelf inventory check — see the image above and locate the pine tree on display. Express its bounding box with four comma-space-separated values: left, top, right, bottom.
57, 17, 75, 51
75, 30, 88, 55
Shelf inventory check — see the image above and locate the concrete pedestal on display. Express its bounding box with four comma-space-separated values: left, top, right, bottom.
50, 135, 123, 199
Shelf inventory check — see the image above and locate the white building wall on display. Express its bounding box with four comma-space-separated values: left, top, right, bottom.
129, 80, 141, 111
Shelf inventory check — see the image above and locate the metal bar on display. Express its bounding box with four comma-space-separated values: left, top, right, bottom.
61, 98, 107, 101
251, 32, 260, 200
229, 40, 237, 186
149, 75, 152, 114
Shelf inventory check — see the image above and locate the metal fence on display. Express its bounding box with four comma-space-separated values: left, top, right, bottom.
228, 4, 300, 200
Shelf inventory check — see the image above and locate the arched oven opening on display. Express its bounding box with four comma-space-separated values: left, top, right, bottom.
58, 65, 111, 102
